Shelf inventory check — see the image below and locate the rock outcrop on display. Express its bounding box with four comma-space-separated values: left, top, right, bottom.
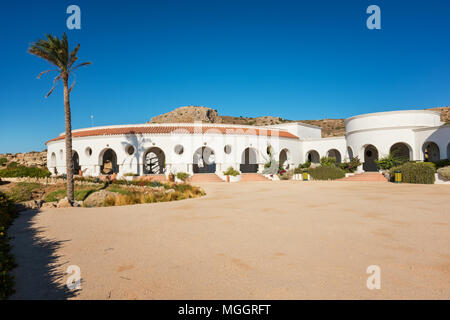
150, 106, 222, 124
83, 190, 118, 207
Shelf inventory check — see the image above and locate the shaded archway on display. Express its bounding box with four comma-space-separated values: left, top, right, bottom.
306, 150, 320, 163
327, 149, 342, 164
143, 147, 165, 174
279, 149, 290, 169
347, 147, 354, 160
100, 149, 118, 175
240, 147, 258, 173
193, 146, 216, 173
390, 142, 411, 161
50, 152, 57, 174
422, 141, 440, 162
72, 151, 81, 175
363, 145, 378, 172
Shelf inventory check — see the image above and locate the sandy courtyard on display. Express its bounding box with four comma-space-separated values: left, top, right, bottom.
9, 181, 450, 300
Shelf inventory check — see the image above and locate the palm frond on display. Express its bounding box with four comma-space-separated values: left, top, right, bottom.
36, 69, 56, 79
70, 61, 92, 72
45, 83, 58, 98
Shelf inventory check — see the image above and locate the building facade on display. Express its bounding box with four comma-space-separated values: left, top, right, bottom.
46, 110, 450, 177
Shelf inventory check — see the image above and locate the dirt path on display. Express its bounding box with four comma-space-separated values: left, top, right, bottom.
9, 181, 450, 299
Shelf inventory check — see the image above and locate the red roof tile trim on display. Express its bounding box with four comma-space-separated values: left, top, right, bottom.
46, 126, 298, 144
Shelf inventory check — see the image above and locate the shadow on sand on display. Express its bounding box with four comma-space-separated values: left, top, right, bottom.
8, 209, 79, 300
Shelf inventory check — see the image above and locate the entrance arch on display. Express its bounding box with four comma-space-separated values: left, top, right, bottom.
363, 145, 378, 172
143, 147, 165, 174
306, 150, 320, 163
100, 149, 118, 174
326, 149, 342, 164
279, 149, 290, 169
193, 146, 216, 173
390, 142, 411, 161
422, 141, 440, 162
72, 151, 81, 175
240, 147, 258, 173
347, 147, 354, 160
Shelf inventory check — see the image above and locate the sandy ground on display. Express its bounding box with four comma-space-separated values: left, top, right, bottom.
9, 181, 450, 300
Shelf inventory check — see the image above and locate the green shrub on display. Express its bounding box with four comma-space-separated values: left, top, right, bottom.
320, 156, 336, 167
376, 153, 407, 170
7, 162, 18, 168
0, 166, 51, 178
339, 156, 361, 173
176, 172, 190, 181
389, 162, 435, 184
0, 191, 18, 299
437, 166, 450, 180
433, 159, 450, 169
0, 158, 7, 166
223, 167, 240, 176
308, 166, 345, 180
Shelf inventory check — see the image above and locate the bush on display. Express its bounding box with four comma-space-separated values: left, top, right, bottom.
376, 153, 407, 170
389, 162, 435, 184
123, 172, 138, 177
437, 166, 450, 181
320, 156, 336, 167
339, 156, 361, 173
0, 166, 51, 178
223, 167, 240, 176
176, 172, 190, 181
433, 159, 450, 169
308, 166, 345, 180
0, 192, 18, 299
0, 158, 7, 166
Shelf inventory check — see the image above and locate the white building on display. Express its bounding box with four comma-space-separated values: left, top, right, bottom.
46, 110, 450, 177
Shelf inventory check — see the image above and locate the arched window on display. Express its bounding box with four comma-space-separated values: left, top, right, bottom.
326, 149, 342, 164
100, 149, 119, 175
390, 142, 411, 161
143, 147, 165, 174
306, 150, 320, 163
422, 142, 440, 162
193, 147, 216, 173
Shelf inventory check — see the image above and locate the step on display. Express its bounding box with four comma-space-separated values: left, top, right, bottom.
139, 174, 168, 182
189, 173, 223, 183
240, 173, 270, 182
337, 172, 387, 182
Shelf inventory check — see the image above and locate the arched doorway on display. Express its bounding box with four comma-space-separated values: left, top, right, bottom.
363, 145, 378, 172
306, 150, 320, 163
327, 149, 342, 164
143, 147, 165, 174
101, 149, 118, 175
240, 147, 258, 173
279, 149, 290, 169
390, 142, 411, 161
422, 142, 440, 162
347, 147, 354, 160
193, 146, 216, 173
72, 151, 81, 175
50, 152, 57, 174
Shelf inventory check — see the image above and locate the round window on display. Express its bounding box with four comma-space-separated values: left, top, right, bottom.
126, 145, 135, 155
174, 144, 184, 155
85, 147, 92, 157
224, 145, 232, 154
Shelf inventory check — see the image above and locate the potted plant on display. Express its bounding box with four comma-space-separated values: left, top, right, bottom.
223, 167, 241, 182
175, 172, 190, 183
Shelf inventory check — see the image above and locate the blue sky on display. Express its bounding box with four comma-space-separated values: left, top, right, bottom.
1, 0, 449, 153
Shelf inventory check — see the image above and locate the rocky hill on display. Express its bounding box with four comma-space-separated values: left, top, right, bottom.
149, 105, 449, 138
0, 150, 47, 168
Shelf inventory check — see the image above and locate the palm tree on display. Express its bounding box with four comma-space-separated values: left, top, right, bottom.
29, 33, 91, 204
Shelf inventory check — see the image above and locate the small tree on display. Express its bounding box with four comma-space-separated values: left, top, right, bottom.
29, 33, 91, 204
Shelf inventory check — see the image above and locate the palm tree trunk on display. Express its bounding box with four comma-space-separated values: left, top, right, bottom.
63, 74, 74, 204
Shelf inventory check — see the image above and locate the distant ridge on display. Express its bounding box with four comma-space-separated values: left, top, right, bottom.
149, 105, 450, 138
